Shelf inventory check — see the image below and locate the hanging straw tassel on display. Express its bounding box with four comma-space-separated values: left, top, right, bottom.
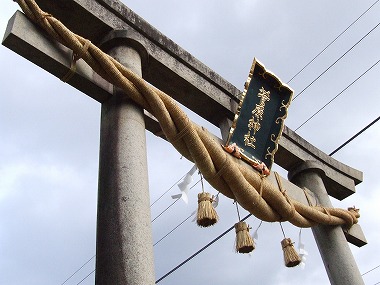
281, 238, 301, 267
235, 221, 255, 253
197, 192, 218, 227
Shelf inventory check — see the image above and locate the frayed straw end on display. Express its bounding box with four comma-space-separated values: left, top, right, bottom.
235, 221, 255, 253
281, 238, 301, 267
197, 192, 218, 227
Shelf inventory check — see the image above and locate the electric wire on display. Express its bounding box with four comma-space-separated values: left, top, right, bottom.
295, 58, 380, 132
155, 191, 220, 246
154, 211, 195, 246
151, 178, 201, 222
61, 90, 380, 285
66, 116, 380, 284
62, 115, 380, 284
154, 191, 220, 247
150, 173, 186, 207
286, 0, 379, 84
59, 175, 201, 285
329, 115, 380, 156
75, 269, 95, 285
292, 20, 380, 101
155, 214, 252, 284
57, 3, 380, 281
152, 199, 179, 222
60, 255, 95, 285
362, 264, 380, 276
155, 117, 380, 282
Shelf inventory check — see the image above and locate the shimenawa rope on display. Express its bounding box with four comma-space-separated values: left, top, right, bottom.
14, 0, 360, 229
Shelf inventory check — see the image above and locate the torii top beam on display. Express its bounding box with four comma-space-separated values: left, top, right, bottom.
3, 4, 370, 285
3, 0, 363, 202
3, 0, 363, 229
3, 0, 366, 246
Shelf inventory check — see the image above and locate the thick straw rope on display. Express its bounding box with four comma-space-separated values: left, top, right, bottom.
15, 0, 360, 228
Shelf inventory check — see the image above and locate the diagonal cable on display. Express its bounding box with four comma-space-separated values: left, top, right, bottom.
60, 255, 95, 285
329, 115, 380, 156
295, 58, 380, 132
155, 214, 252, 283
58, 173, 196, 284
362, 264, 380, 276
151, 178, 201, 222
154, 212, 195, 246
155, 115, 380, 283
75, 269, 95, 285
292, 21, 380, 101
150, 173, 186, 207
287, 0, 379, 84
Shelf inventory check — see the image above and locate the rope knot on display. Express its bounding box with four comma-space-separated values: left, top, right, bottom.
234, 221, 251, 233
61, 40, 91, 83
73, 40, 91, 62
36, 12, 52, 25
348, 206, 360, 224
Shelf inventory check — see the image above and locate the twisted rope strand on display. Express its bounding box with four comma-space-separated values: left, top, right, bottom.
15, 0, 360, 228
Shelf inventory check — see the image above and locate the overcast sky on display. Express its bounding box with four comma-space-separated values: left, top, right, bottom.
1, 1, 380, 284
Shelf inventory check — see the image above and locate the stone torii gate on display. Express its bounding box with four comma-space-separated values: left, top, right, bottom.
3, 1, 367, 284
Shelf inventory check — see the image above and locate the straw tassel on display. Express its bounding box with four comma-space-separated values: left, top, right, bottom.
235, 221, 255, 253
281, 238, 301, 267
197, 192, 218, 227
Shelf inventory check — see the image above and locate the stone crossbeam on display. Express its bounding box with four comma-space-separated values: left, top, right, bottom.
2, 5, 366, 246
3, 7, 362, 202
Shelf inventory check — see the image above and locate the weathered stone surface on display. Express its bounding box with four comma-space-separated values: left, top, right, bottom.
289, 161, 365, 284
2, 2, 366, 246
3, 10, 363, 201
96, 45, 155, 285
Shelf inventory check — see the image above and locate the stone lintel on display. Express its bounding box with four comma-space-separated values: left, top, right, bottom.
34, 0, 240, 128
2, 11, 162, 138
281, 126, 363, 200
2, 12, 367, 245
288, 161, 367, 248
2, 11, 112, 103
3, 2, 363, 201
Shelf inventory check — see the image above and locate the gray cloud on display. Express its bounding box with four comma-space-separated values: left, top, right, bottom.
1, 1, 379, 285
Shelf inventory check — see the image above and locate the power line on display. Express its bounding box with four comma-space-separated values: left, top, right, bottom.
154, 180, 217, 244
292, 20, 380, 101
58, 171, 192, 285
154, 211, 194, 246
295, 58, 380, 132
150, 173, 186, 207
152, 199, 179, 222
362, 264, 380, 285
330, 115, 380, 156
154, 180, 216, 245
155, 213, 252, 284
66, 114, 380, 284
60, 255, 95, 285
151, 178, 201, 222
57, 4, 380, 282
287, 0, 379, 84
362, 264, 380, 276
59, 175, 201, 285
60, 97, 380, 285
156, 116, 380, 282
70, 210, 197, 284
65, 114, 380, 284
75, 269, 95, 285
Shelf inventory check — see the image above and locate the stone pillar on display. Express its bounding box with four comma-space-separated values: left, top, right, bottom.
289, 161, 364, 285
95, 44, 155, 284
